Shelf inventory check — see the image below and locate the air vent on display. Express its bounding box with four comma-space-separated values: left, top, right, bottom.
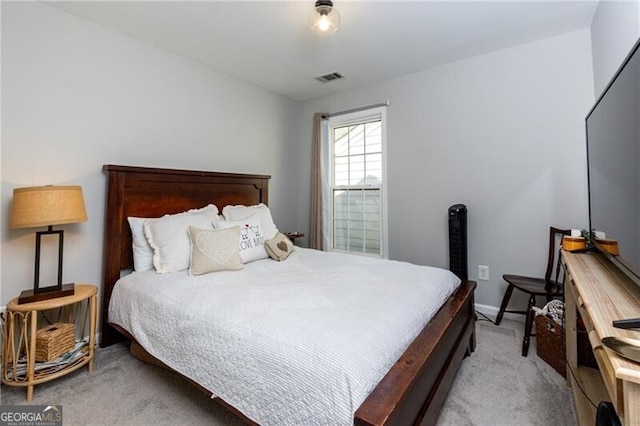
315, 72, 344, 83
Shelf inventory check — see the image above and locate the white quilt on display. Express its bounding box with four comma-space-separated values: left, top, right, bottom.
109, 248, 461, 425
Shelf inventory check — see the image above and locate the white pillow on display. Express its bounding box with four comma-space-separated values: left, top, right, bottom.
222, 203, 278, 240
215, 213, 268, 263
128, 217, 155, 272
144, 204, 219, 273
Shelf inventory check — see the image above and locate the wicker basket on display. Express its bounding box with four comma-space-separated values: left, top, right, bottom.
535, 314, 599, 378
35, 323, 75, 362
535, 315, 566, 377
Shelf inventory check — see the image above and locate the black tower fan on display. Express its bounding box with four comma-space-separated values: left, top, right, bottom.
448, 204, 468, 281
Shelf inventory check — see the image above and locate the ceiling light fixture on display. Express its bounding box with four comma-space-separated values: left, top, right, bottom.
309, 0, 340, 36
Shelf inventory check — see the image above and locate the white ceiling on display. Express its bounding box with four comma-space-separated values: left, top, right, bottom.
48, 1, 599, 101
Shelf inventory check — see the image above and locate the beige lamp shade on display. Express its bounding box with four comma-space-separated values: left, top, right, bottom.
10, 185, 88, 229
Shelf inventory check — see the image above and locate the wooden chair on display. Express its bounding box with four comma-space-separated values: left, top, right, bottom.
495, 226, 571, 356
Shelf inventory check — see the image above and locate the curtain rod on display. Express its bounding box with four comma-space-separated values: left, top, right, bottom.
326, 101, 390, 118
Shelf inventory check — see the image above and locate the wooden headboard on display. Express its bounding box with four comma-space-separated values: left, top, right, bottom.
101, 165, 270, 347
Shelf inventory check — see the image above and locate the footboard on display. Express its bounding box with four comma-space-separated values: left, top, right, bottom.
354, 280, 476, 426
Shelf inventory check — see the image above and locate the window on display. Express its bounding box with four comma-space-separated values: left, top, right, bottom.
325, 107, 387, 257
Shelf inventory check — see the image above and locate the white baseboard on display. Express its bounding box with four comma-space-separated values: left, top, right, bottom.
474, 303, 525, 323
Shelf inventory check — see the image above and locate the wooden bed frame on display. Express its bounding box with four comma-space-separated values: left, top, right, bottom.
101, 164, 477, 426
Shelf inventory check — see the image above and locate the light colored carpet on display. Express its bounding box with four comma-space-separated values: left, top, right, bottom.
0, 319, 577, 425
437, 319, 577, 426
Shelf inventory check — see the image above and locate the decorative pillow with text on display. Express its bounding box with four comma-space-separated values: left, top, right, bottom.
215, 214, 268, 263
221, 203, 279, 240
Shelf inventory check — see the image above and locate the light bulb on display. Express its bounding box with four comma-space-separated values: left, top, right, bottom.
318, 15, 330, 32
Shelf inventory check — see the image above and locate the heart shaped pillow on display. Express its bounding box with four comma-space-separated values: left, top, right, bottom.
188, 226, 243, 275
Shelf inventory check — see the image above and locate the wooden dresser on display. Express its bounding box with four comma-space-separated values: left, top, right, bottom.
563, 250, 640, 425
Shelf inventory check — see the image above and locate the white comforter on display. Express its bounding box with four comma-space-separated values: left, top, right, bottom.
109, 248, 460, 425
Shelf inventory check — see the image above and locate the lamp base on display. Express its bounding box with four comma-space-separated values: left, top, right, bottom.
18, 283, 75, 304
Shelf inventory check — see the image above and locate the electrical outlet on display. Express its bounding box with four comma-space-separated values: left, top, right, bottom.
478, 265, 490, 281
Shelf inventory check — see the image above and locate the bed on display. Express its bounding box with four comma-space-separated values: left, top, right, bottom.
100, 164, 477, 426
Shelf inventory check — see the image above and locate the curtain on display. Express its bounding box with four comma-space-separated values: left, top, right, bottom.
310, 112, 327, 249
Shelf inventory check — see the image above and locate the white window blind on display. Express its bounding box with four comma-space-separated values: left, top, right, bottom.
327, 108, 387, 257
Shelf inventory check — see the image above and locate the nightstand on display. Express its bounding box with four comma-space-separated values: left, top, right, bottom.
284, 232, 305, 245
1, 284, 97, 401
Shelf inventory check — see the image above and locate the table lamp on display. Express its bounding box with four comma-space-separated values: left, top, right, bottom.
10, 185, 88, 304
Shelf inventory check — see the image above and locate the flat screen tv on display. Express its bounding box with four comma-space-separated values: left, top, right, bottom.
586, 36, 640, 328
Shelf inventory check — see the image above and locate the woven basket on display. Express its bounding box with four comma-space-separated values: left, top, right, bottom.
35, 323, 75, 362
535, 315, 566, 377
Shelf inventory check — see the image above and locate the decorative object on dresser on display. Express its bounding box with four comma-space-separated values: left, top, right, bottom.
562, 236, 587, 252
596, 238, 620, 256
100, 164, 477, 426
1, 284, 98, 401
9, 185, 88, 303
495, 226, 570, 356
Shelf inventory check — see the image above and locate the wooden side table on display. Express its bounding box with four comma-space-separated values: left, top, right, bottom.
1, 284, 97, 401
284, 232, 305, 245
